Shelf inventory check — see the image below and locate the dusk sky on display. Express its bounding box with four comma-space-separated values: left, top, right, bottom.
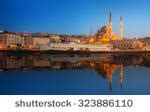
0, 0, 150, 37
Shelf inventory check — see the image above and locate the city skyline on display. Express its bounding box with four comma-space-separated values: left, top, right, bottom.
1, 0, 150, 38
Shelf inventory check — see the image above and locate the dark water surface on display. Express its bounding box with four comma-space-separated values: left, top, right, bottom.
0, 52, 150, 95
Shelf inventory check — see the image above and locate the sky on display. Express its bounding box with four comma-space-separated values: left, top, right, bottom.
0, 0, 150, 37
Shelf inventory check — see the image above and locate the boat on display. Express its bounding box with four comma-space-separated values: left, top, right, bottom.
38, 42, 113, 52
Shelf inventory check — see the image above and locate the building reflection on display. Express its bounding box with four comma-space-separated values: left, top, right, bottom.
90, 60, 124, 91
0, 53, 149, 91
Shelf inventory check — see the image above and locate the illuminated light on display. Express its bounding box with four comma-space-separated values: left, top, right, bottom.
0, 44, 4, 49
89, 38, 94, 43
0, 46, 3, 49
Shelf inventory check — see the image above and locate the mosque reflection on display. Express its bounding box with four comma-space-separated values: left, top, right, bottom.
0, 53, 150, 91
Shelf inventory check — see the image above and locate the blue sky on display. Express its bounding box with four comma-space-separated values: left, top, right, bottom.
0, 0, 150, 37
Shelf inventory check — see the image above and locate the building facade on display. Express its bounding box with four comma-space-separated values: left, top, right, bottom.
0, 34, 6, 49
0, 33, 24, 48
139, 37, 150, 50
25, 37, 50, 48
113, 39, 143, 50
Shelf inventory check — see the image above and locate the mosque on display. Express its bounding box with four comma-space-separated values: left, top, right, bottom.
89, 12, 123, 44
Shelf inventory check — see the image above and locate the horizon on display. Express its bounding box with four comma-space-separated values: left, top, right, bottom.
1, 0, 150, 38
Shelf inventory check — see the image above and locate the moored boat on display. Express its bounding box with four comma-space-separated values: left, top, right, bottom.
38, 42, 113, 52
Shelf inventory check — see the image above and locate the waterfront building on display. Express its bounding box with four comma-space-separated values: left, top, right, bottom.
0, 33, 24, 48
112, 39, 143, 50
50, 35, 61, 43
139, 37, 150, 50
25, 36, 50, 48
0, 34, 5, 49
65, 36, 81, 43
33, 37, 50, 46
24, 36, 34, 48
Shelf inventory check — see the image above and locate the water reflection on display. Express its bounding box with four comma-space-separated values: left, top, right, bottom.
0, 53, 150, 93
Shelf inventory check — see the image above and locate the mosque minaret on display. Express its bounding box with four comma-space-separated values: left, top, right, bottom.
120, 16, 123, 40
109, 12, 113, 30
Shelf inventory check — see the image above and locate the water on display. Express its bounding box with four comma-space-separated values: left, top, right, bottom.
0, 52, 150, 95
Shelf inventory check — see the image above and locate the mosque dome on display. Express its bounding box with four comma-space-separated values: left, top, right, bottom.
97, 25, 112, 37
